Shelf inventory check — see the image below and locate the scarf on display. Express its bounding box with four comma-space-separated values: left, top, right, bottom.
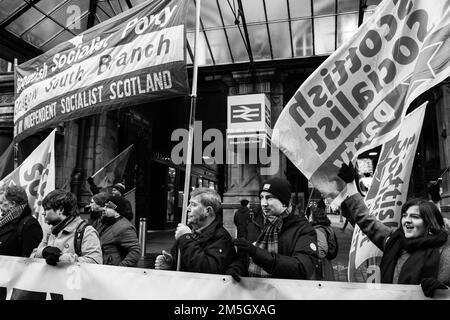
51, 216, 75, 236
0, 204, 27, 229
248, 211, 289, 277
380, 228, 448, 284
90, 210, 102, 221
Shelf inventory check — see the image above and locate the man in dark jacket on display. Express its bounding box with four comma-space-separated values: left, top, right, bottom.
0, 186, 43, 257
226, 177, 319, 281
233, 199, 250, 238
96, 195, 141, 267
154, 188, 236, 274
110, 183, 133, 221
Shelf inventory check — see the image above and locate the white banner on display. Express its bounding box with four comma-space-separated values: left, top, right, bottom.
348, 103, 427, 282
0, 129, 56, 227
273, 0, 450, 201
14, 0, 189, 141
0, 255, 448, 300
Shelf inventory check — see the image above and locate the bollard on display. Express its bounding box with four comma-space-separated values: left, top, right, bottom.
138, 218, 147, 258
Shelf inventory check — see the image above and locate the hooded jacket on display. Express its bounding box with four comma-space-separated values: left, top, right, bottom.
96, 216, 141, 267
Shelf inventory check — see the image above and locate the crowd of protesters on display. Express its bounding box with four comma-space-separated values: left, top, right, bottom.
0, 167, 449, 298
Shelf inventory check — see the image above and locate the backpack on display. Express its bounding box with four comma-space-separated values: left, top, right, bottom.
314, 225, 338, 260
73, 219, 89, 256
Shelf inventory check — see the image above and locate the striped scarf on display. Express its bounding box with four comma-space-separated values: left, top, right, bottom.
0, 204, 27, 229
248, 211, 288, 277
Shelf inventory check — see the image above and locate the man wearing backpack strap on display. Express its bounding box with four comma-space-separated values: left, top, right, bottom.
30, 190, 102, 265
0, 186, 43, 257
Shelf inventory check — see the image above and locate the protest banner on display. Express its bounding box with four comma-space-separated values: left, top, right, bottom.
272, 0, 450, 201
14, 0, 189, 141
347, 103, 427, 282
0, 255, 448, 300
0, 129, 56, 226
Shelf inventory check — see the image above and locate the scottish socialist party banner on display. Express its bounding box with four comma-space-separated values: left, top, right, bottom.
272, 0, 450, 200
0, 129, 55, 226
1, 256, 447, 300
14, 0, 189, 141
348, 103, 427, 282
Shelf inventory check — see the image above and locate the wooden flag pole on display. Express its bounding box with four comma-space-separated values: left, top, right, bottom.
177, 0, 201, 271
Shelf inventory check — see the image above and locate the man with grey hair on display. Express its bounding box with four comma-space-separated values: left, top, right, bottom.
0, 185, 42, 257
155, 187, 236, 274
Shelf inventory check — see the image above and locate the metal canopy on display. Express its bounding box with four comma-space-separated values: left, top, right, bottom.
0, 0, 381, 66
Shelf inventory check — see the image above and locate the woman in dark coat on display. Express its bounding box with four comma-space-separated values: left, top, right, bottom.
0, 186, 42, 257
339, 164, 450, 297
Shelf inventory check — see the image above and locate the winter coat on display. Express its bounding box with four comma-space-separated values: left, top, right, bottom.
233, 206, 250, 238
0, 205, 42, 257
230, 214, 319, 280
96, 216, 141, 267
315, 225, 335, 281
171, 217, 236, 274
341, 193, 450, 284
30, 216, 103, 264
122, 198, 134, 221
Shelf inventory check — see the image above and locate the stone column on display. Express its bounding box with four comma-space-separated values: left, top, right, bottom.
222, 68, 288, 237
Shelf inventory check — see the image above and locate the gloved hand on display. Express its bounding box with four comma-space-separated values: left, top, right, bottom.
338, 161, 358, 183
421, 278, 449, 298
87, 176, 94, 185
42, 246, 62, 266
154, 250, 173, 270
225, 266, 241, 282
233, 238, 257, 257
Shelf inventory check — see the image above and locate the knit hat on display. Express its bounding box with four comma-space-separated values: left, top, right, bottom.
260, 177, 291, 206
105, 195, 128, 217
112, 183, 126, 195
92, 192, 109, 207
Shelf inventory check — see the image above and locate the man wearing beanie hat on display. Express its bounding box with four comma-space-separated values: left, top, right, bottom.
110, 183, 133, 221
95, 194, 141, 267
226, 177, 319, 281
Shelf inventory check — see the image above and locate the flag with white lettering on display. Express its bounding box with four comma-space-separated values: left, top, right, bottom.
272, 0, 450, 201
14, 0, 189, 141
0, 129, 56, 227
347, 103, 427, 282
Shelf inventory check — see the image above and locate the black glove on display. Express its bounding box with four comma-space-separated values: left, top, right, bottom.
421, 278, 449, 298
225, 267, 241, 282
233, 238, 257, 257
338, 161, 358, 183
87, 176, 94, 185
42, 246, 62, 266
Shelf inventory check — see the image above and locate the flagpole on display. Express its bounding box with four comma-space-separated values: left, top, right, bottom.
13, 58, 19, 169
177, 0, 201, 271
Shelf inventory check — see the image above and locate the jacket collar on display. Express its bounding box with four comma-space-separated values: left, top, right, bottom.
193, 217, 221, 239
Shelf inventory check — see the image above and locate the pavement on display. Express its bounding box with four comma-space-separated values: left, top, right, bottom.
140, 214, 366, 282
